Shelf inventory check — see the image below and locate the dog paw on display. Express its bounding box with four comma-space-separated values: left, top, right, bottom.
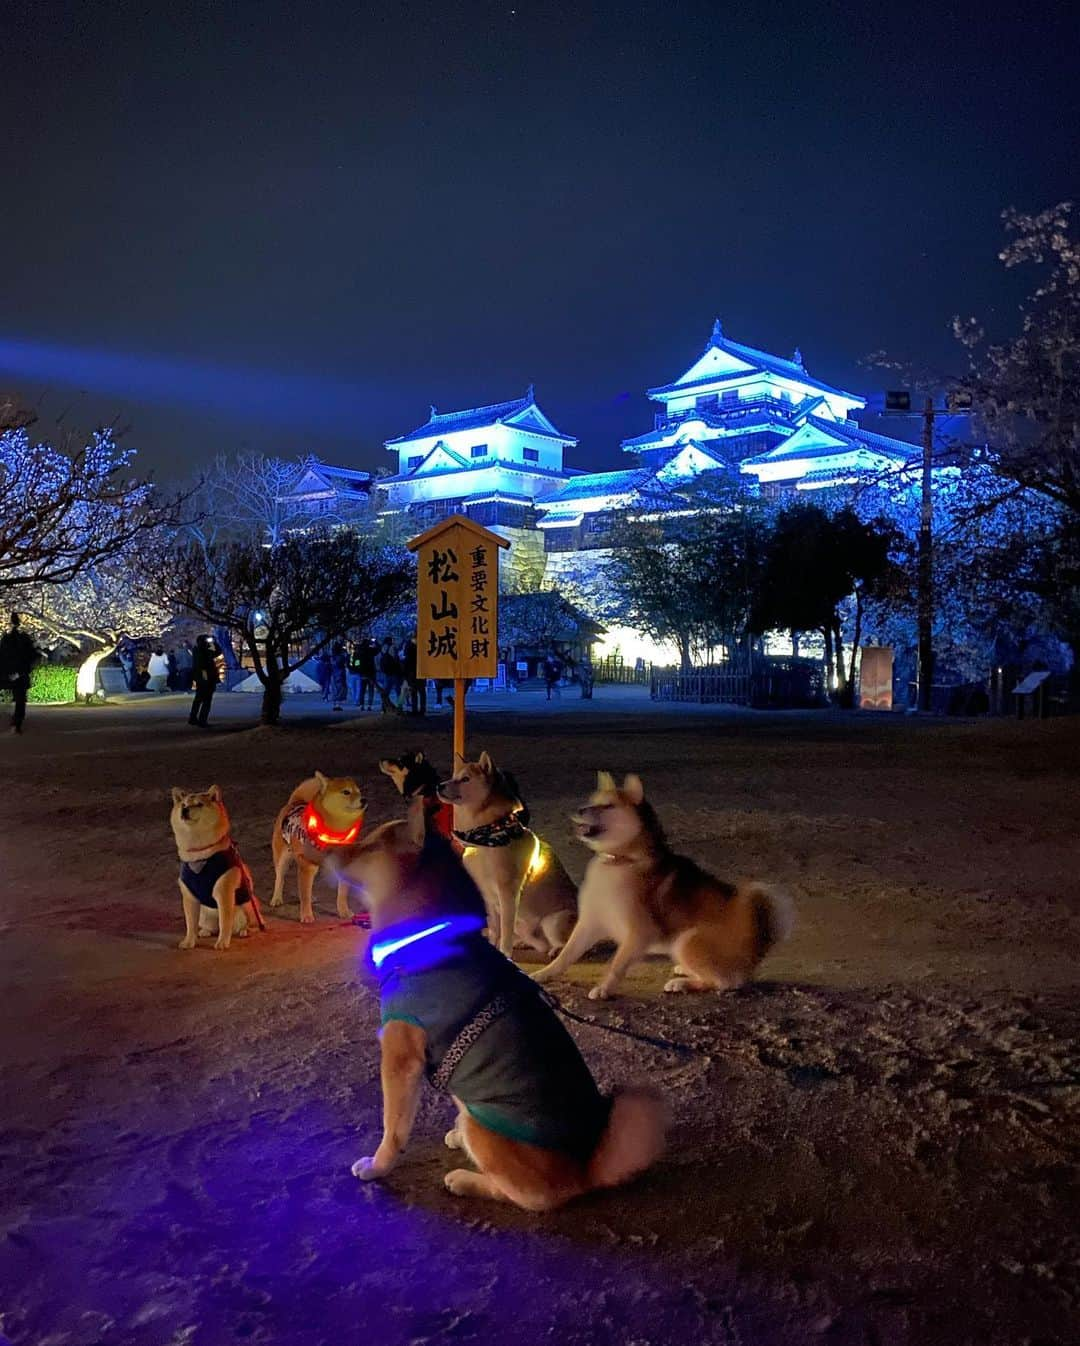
177, 936, 197, 950
269, 895, 284, 907
663, 977, 691, 993
444, 1128, 463, 1150
214, 937, 232, 951
444, 1169, 476, 1197
588, 983, 614, 1001
351, 1156, 385, 1181
299, 913, 316, 925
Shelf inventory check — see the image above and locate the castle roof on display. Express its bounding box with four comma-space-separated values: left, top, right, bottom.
647, 321, 863, 404
385, 391, 575, 447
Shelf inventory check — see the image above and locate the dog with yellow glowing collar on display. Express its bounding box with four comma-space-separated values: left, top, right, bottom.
437, 752, 577, 960
333, 796, 666, 1211
270, 772, 366, 922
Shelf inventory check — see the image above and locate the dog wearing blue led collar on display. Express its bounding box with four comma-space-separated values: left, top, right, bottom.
332, 797, 667, 1211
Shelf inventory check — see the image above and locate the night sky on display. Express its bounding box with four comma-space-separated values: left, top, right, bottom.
3, 0, 1078, 479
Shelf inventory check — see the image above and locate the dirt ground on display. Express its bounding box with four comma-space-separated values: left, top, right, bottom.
1, 693, 1078, 1346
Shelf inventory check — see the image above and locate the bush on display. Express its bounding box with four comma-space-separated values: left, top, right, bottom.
29, 665, 78, 704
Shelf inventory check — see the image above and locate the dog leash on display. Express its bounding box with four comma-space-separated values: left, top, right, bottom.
537, 988, 698, 1058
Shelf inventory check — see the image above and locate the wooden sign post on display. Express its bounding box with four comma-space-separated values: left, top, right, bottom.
407, 515, 510, 760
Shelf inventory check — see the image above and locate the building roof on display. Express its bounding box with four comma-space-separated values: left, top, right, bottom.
740, 416, 913, 467
385, 391, 575, 446
379, 460, 574, 486
647, 320, 863, 404
540, 468, 659, 505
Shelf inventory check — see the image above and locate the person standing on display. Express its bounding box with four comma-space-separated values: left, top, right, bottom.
189, 634, 220, 728
147, 648, 170, 693
543, 651, 563, 701
175, 641, 194, 692
401, 635, 426, 716
347, 642, 364, 706
331, 643, 348, 712
316, 650, 333, 702
358, 639, 378, 709
378, 637, 402, 713
0, 612, 40, 734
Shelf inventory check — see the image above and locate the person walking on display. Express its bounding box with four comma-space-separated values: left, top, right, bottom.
331, 643, 348, 712
147, 648, 170, 693
189, 634, 220, 728
401, 635, 426, 716
378, 637, 402, 713
0, 612, 40, 734
579, 655, 594, 700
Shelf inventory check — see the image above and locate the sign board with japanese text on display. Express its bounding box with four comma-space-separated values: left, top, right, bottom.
407, 516, 510, 681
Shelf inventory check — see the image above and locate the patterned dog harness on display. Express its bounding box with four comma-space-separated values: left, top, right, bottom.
281, 803, 320, 851
452, 812, 529, 848
180, 843, 252, 909
377, 928, 611, 1159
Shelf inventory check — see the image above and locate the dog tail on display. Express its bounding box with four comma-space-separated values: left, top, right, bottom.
587, 1087, 668, 1191
742, 881, 795, 950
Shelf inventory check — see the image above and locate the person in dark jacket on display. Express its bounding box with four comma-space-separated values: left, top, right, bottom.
331, 643, 348, 712
1, 612, 40, 734
358, 639, 378, 709
189, 634, 220, 728
401, 635, 426, 716
316, 650, 333, 702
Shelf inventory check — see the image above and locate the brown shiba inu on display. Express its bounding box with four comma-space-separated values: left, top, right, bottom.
270, 772, 366, 923
534, 772, 793, 1000
170, 785, 264, 950
330, 798, 667, 1211
436, 752, 577, 960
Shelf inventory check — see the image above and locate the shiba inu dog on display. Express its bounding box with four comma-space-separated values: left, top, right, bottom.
378, 750, 455, 840
270, 772, 366, 922
331, 798, 667, 1211
170, 785, 264, 950
534, 772, 793, 1000
437, 752, 577, 960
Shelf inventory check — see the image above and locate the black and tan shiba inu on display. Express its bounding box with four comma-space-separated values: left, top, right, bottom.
270, 773, 366, 922
437, 752, 577, 960
378, 750, 455, 840
534, 772, 793, 1000
330, 798, 667, 1211
170, 785, 264, 950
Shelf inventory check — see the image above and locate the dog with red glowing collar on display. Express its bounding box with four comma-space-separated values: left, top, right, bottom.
333, 796, 667, 1211
270, 772, 366, 923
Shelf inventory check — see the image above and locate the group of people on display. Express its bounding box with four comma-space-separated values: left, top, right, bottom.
119, 640, 197, 694
542, 651, 594, 701
315, 636, 437, 715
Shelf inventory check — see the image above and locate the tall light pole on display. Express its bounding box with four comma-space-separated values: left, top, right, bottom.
884, 388, 971, 713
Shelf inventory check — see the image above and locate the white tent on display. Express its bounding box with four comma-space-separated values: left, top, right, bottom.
232, 670, 321, 694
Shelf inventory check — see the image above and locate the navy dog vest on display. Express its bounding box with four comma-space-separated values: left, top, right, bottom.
180, 845, 252, 909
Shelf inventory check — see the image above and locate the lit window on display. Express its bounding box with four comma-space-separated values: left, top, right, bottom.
471, 444, 487, 458
523, 447, 539, 462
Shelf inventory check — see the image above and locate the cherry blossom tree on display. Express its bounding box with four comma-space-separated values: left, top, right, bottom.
151, 529, 413, 725
0, 425, 179, 592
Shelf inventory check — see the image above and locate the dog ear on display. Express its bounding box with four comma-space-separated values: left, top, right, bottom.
314, 770, 328, 792
453, 752, 466, 768
596, 771, 617, 794
478, 751, 494, 775
405, 793, 427, 849
206, 784, 222, 802
414, 750, 425, 764
378, 760, 393, 777
622, 774, 645, 805
171, 787, 185, 805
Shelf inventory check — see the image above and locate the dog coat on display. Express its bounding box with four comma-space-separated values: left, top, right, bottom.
376, 928, 611, 1160
180, 844, 252, 909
